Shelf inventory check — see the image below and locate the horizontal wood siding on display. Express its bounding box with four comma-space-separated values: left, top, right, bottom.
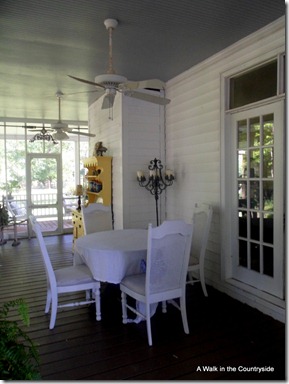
89, 94, 124, 229
165, 17, 285, 321
89, 91, 165, 229
121, 92, 165, 229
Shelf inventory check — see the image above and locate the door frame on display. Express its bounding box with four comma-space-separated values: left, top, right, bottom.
26, 153, 64, 235
221, 98, 285, 299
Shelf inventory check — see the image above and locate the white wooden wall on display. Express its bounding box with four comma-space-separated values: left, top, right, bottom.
88, 16, 285, 321
89, 90, 165, 230
165, 16, 285, 321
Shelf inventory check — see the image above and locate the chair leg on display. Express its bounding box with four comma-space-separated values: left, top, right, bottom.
121, 291, 128, 324
49, 294, 58, 329
45, 289, 52, 314
180, 295, 189, 334
161, 300, 167, 313
94, 287, 101, 321
145, 302, 153, 346
199, 268, 208, 297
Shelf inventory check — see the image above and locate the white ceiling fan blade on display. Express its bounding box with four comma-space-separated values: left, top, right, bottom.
68, 75, 105, 89
119, 79, 166, 91
102, 93, 115, 109
126, 91, 170, 105
68, 130, 96, 137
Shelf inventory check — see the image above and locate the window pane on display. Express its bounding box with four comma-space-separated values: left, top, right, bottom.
250, 216, 260, 241
238, 151, 247, 178
238, 181, 247, 207
263, 114, 274, 146
249, 149, 260, 177
263, 181, 273, 211
250, 181, 259, 209
237, 120, 247, 149
263, 148, 274, 178
239, 211, 247, 238
249, 117, 260, 147
230, 61, 277, 109
263, 246, 274, 276
239, 240, 247, 267
250, 243, 260, 272
263, 213, 273, 244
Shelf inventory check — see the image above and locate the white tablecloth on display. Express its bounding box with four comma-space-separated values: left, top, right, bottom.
74, 229, 147, 284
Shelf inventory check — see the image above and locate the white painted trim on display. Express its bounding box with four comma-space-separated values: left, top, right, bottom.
208, 279, 285, 323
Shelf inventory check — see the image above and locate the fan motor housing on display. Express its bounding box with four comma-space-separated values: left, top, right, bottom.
95, 73, 127, 88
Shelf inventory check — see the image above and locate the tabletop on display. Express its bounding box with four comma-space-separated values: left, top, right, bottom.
74, 229, 148, 284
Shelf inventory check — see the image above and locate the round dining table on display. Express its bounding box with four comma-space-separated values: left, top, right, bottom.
73, 229, 148, 284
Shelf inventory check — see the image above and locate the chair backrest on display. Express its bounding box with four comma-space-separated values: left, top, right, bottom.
6, 198, 27, 220
146, 220, 193, 295
190, 203, 213, 265
29, 215, 56, 288
82, 203, 113, 235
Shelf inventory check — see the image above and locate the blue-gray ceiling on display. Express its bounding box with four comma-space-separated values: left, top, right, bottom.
0, 0, 285, 122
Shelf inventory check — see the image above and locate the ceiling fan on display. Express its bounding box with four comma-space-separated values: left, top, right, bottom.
50, 91, 95, 140
68, 18, 170, 110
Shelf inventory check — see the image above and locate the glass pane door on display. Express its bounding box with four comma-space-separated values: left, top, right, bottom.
26, 153, 63, 234
231, 101, 284, 298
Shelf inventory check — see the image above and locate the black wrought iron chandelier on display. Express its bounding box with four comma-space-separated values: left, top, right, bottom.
137, 158, 174, 226
29, 128, 58, 144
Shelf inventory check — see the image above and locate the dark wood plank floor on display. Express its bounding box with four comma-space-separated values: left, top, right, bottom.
0, 234, 286, 380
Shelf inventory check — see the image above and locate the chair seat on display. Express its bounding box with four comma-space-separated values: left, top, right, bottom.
55, 264, 95, 286
121, 274, 146, 295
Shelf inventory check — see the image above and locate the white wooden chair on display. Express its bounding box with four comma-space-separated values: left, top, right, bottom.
29, 215, 101, 329
187, 202, 213, 297
82, 203, 113, 235
120, 219, 193, 346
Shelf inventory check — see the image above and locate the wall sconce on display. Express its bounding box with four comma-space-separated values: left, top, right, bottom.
137, 158, 174, 226
74, 184, 83, 211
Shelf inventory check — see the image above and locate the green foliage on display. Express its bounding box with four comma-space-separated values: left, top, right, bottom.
0, 299, 41, 380
0, 205, 9, 227
0, 179, 22, 194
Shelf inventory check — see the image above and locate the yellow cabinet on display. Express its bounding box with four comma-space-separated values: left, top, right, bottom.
72, 209, 84, 246
83, 156, 112, 206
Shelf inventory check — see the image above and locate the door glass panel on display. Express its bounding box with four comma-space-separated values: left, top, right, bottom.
238, 210, 247, 238
263, 246, 274, 277
237, 120, 247, 148
250, 243, 260, 272
263, 213, 273, 244
249, 149, 260, 177
263, 181, 273, 210
263, 148, 274, 178
238, 151, 247, 178
236, 112, 276, 278
263, 114, 274, 145
239, 239, 247, 267
249, 181, 259, 209
249, 117, 260, 146
250, 214, 260, 241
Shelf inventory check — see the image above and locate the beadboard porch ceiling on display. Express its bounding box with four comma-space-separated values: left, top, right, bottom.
0, 0, 285, 122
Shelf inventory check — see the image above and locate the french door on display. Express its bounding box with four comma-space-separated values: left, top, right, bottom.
26, 153, 63, 234
230, 100, 284, 298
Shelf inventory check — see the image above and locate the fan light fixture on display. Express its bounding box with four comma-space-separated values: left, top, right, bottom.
52, 131, 69, 141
